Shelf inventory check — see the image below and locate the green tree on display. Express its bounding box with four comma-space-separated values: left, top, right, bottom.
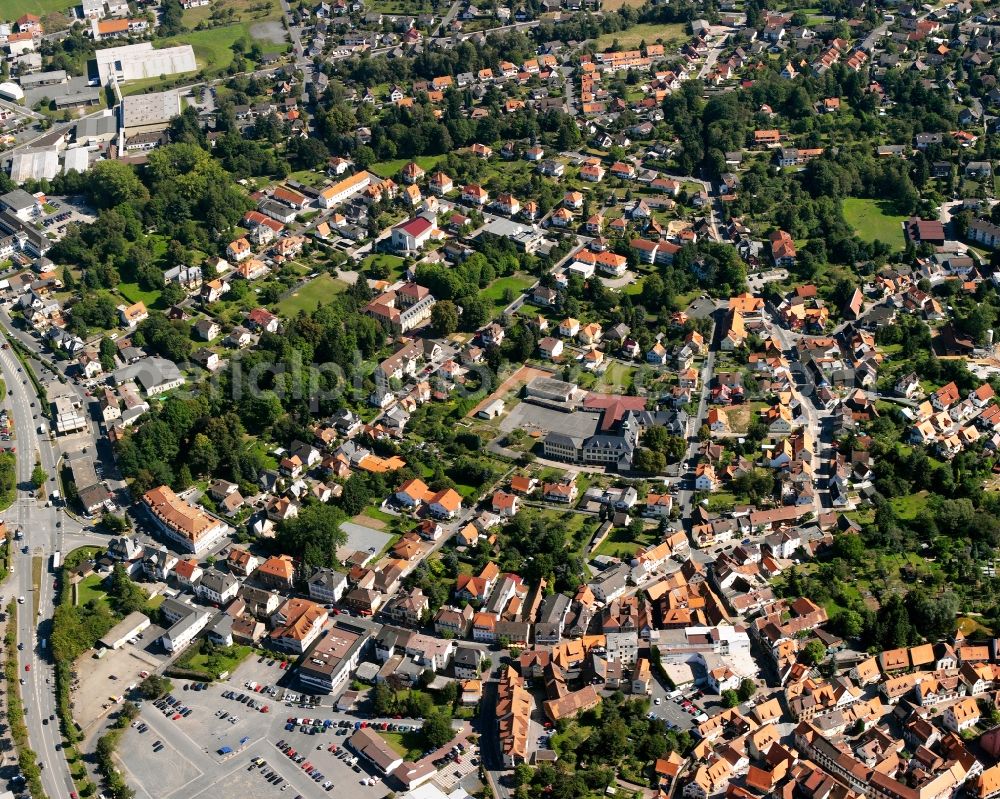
31, 462, 47, 489
275, 504, 347, 568
137, 675, 171, 699
421, 710, 454, 748
431, 300, 459, 335
721, 689, 740, 708
802, 640, 827, 665
87, 160, 150, 208
101, 513, 130, 533
99, 336, 117, 372
737, 678, 757, 702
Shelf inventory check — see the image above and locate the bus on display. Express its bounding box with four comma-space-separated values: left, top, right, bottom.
51, 551, 61, 571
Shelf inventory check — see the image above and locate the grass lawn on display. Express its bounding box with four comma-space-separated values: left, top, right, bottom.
381, 730, 428, 761
890, 490, 930, 521
362, 506, 396, 525
482, 274, 535, 312
76, 573, 109, 607
594, 524, 658, 559
286, 168, 327, 187
369, 155, 444, 179
842, 198, 907, 250
274, 273, 348, 316
156, 23, 288, 75
596, 22, 688, 50
0, 0, 67, 20
360, 253, 406, 280
118, 281, 164, 310
957, 616, 993, 638
184, 0, 280, 25
176, 642, 253, 679
369, 0, 435, 12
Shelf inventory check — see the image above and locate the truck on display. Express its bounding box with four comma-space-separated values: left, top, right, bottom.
51, 551, 61, 571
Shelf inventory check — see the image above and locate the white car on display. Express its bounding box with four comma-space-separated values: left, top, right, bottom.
17, 596, 24, 604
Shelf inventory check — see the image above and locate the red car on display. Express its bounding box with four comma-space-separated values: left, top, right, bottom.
172, 713, 182, 720
280, 661, 288, 670
260, 705, 269, 713
24, 664, 30, 672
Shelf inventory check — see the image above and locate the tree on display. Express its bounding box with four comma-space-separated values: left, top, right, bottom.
31, 462, 47, 489
275, 503, 347, 569
101, 513, 130, 533
138, 675, 171, 699
99, 336, 117, 372
832, 533, 865, 564
431, 300, 459, 335
721, 689, 740, 708
373, 682, 397, 717
421, 710, 453, 749
801, 640, 827, 665
737, 678, 757, 702
108, 563, 149, 616
87, 160, 150, 209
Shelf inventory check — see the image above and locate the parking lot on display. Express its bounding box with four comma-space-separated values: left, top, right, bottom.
41, 195, 96, 241
117, 654, 445, 799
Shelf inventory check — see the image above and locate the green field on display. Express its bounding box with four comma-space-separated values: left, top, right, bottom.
890, 490, 930, 521
596, 22, 688, 49
118, 281, 163, 310
842, 198, 907, 250
482, 274, 535, 311
369, 155, 444, 179
594, 524, 657, 559
76, 573, 109, 607
275, 273, 348, 316
360, 253, 406, 280
381, 730, 428, 761
176, 642, 253, 678
183, 0, 280, 25
0, 0, 69, 22
157, 22, 288, 75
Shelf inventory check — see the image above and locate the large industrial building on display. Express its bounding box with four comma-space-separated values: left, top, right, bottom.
93, 43, 196, 83
121, 90, 180, 141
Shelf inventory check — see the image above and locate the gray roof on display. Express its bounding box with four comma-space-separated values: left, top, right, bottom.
122, 90, 181, 129
199, 568, 238, 594
308, 567, 347, 592
538, 593, 570, 624
0, 188, 36, 212
18, 70, 67, 87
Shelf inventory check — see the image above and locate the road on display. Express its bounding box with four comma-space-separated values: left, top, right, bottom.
436, 0, 462, 37
676, 347, 716, 524
560, 65, 576, 115
0, 337, 75, 799
0, 307, 108, 796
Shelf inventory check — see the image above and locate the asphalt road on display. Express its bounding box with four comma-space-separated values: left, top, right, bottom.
0, 335, 75, 799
